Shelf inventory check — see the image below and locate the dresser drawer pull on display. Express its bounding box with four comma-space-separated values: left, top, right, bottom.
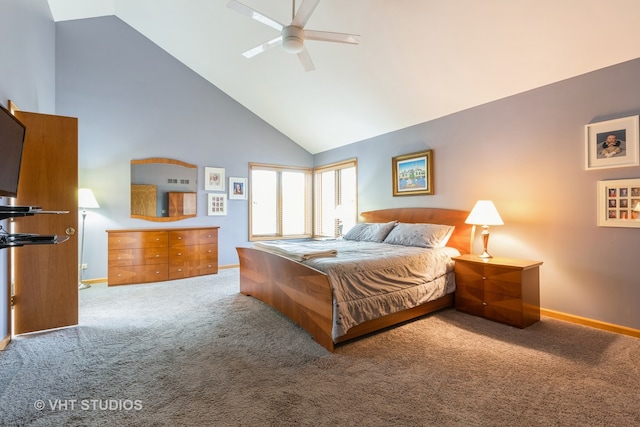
482, 276, 487, 280
155, 271, 161, 274
178, 236, 182, 240
155, 254, 160, 257
482, 302, 487, 306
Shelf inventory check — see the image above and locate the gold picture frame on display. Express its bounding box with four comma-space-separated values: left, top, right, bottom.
392, 150, 433, 196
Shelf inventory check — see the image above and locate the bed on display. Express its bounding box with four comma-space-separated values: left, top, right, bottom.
236, 208, 473, 352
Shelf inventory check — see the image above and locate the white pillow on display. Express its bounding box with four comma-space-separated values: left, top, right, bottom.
382, 222, 455, 248
342, 221, 397, 243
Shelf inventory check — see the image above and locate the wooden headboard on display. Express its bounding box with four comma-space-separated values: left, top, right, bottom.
359, 208, 473, 255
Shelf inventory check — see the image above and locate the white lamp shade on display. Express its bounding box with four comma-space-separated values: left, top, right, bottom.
78, 188, 100, 209
465, 200, 504, 226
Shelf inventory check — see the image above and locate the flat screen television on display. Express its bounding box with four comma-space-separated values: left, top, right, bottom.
0, 103, 26, 198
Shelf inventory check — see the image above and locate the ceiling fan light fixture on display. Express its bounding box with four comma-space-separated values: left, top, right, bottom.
282, 26, 304, 53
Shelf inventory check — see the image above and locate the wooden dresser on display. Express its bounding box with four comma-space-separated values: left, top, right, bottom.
453, 254, 542, 328
107, 226, 219, 286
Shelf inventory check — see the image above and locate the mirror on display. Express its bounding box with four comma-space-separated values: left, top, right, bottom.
131, 158, 197, 221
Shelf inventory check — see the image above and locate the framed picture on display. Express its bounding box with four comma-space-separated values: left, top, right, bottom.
392, 149, 433, 196
585, 116, 639, 170
207, 193, 227, 216
229, 177, 247, 200
597, 179, 640, 227
204, 167, 225, 191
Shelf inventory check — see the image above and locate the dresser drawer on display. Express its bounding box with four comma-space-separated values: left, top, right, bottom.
108, 264, 168, 286
199, 244, 218, 261
108, 248, 169, 267
169, 246, 199, 263
197, 228, 218, 245
108, 231, 168, 250
169, 264, 199, 279
169, 229, 199, 247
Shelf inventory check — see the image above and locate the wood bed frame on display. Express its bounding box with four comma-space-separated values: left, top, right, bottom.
236, 208, 473, 352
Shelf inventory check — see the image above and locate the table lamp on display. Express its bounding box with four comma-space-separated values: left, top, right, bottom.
465, 200, 504, 258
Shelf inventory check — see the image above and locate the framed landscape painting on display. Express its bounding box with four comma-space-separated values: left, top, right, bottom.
392, 150, 433, 196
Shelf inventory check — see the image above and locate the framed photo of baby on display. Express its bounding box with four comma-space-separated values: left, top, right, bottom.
585, 116, 639, 170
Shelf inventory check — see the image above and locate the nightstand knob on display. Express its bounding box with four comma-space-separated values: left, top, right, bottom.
482, 276, 487, 280
482, 302, 488, 306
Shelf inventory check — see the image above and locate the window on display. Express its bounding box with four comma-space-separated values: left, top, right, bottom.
314, 159, 357, 238
249, 163, 312, 240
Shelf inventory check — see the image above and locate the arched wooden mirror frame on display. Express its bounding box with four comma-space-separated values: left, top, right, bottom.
130, 158, 197, 222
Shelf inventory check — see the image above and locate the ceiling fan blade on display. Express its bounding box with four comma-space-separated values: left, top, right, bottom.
297, 48, 315, 72
304, 30, 360, 45
292, 0, 321, 28
227, 0, 284, 31
242, 36, 283, 58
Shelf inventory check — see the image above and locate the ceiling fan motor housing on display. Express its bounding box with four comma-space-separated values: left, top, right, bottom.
282, 26, 304, 53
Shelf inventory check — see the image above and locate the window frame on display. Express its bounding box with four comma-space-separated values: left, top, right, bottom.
313, 158, 358, 238
249, 162, 313, 241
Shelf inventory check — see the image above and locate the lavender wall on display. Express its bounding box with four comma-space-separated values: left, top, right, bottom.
315, 59, 640, 330
55, 16, 313, 278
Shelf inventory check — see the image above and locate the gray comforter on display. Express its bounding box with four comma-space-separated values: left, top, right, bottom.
253, 239, 459, 340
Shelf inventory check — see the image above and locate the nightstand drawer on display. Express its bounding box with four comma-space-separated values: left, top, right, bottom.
456, 286, 527, 328
454, 262, 523, 297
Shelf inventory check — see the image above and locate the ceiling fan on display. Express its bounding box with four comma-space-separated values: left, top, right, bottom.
227, 0, 360, 71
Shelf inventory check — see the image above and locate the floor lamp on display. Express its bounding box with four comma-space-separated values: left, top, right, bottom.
78, 188, 100, 290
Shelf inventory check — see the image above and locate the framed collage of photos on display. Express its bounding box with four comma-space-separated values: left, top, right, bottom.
207, 193, 227, 216
597, 179, 640, 227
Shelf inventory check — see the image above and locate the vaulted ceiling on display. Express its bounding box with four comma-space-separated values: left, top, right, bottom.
47, 0, 640, 154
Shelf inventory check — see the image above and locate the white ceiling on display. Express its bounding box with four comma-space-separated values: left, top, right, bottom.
47, 0, 640, 154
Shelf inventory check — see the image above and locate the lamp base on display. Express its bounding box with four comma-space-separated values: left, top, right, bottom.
78, 282, 91, 290
478, 250, 493, 259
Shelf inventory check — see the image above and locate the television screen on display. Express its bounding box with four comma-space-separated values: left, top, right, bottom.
0, 103, 26, 198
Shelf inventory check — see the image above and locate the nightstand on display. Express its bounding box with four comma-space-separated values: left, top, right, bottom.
453, 254, 543, 328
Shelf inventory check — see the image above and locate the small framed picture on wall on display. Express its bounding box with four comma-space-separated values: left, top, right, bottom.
204, 167, 225, 191
392, 149, 433, 196
597, 178, 640, 227
585, 116, 639, 170
207, 193, 227, 216
229, 177, 248, 200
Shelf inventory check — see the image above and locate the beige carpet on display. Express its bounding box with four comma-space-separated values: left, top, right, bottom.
1, 268, 638, 426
